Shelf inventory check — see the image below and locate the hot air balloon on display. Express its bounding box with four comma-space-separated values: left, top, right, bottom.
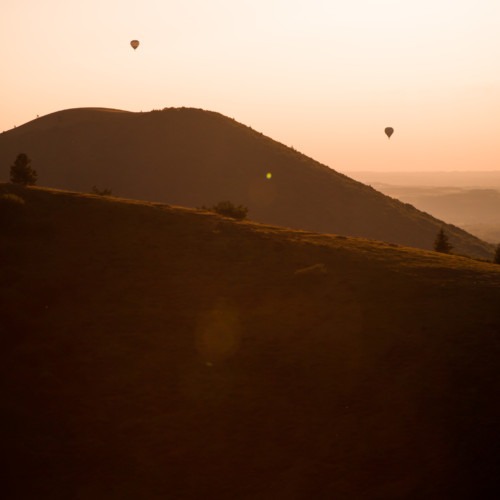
130, 40, 140, 50
385, 127, 394, 139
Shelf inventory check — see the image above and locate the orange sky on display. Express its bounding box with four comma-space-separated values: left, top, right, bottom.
2, 0, 499, 172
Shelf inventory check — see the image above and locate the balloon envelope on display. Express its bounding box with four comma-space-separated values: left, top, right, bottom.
130, 40, 139, 50
385, 127, 394, 139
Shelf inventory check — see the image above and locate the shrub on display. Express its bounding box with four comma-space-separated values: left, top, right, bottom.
10, 153, 37, 186
207, 201, 248, 220
92, 185, 112, 196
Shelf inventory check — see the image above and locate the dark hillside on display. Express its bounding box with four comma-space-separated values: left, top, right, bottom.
0, 107, 492, 259
2, 184, 500, 498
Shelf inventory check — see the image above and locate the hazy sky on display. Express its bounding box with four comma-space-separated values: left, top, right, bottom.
2, 0, 499, 172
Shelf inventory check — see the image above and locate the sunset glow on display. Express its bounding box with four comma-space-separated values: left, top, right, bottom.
2, 0, 499, 171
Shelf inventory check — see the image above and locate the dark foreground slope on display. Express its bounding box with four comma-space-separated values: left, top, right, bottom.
0, 107, 492, 259
2, 184, 500, 499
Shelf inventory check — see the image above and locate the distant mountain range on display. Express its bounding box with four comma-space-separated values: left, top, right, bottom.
0, 107, 493, 259
347, 170, 500, 189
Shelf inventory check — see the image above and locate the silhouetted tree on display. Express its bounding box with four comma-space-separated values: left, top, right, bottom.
10, 153, 37, 186
434, 228, 453, 254
493, 244, 500, 264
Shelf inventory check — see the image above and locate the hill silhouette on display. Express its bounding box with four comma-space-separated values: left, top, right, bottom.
2, 184, 500, 498
0, 107, 493, 259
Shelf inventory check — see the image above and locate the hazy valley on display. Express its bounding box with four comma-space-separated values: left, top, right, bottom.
348, 171, 500, 244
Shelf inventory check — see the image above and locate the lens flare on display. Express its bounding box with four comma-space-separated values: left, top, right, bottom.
195, 301, 241, 364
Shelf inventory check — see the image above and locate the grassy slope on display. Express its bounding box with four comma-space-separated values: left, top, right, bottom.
2, 184, 500, 499
0, 107, 493, 260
